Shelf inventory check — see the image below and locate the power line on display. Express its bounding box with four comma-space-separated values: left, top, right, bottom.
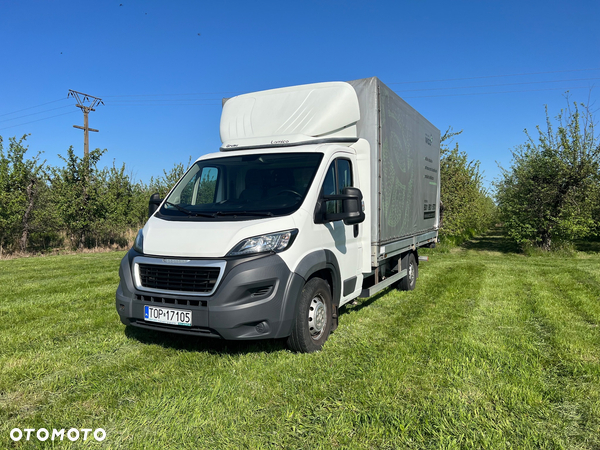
401, 85, 596, 99
0, 111, 78, 131
395, 78, 600, 93
101, 91, 240, 98
0, 105, 73, 124
1, 68, 598, 130
106, 98, 222, 103
0, 98, 69, 118
98, 68, 600, 99
387, 67, 600, 85
108, 103, 221, 106
65, 68, 600, 103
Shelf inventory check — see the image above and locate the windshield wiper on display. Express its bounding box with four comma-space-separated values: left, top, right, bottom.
164, 201, 215, 218
165, 201, 194, 215
214, 211, 274, 217
164, 203, 273, 218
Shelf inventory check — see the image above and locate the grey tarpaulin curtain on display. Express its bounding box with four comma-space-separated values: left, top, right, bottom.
348, 77, 440, 246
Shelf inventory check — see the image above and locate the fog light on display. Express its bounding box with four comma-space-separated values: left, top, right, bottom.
255, 322, 269, 334
119, 304, 125, 311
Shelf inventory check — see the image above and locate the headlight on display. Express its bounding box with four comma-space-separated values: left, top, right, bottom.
227, 229, 298, 256
133, 229, 144, 253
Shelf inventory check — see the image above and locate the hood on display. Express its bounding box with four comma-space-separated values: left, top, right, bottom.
141, 215, 297, 258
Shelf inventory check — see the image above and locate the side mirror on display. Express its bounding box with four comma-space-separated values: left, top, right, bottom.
316, 187, 365, 225
148, 193, 162, 218
339, 187, 365, 225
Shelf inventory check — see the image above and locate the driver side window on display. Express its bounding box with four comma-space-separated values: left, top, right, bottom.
322, 159, 353, 214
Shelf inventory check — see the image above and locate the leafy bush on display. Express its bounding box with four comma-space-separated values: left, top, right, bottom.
495, 100, 600, 250
50, 147, 107, 249
0, 132, 193, 255
439, 129, 496, 244
0, 135, 46, 254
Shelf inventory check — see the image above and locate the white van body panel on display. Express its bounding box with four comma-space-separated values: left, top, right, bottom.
220, 82, 360, 150
142, 214, 297, 259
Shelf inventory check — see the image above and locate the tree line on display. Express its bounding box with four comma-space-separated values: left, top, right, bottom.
0, 131, 495, 257
0, 136, 187, 256
438, 128, 496, 244
438, 97, 599, 251
5, 96, 593, 258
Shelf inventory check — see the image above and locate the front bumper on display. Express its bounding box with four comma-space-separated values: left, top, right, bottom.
116, 249, 305, 340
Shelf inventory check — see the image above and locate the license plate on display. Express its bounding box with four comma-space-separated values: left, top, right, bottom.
144, 305, 192, 327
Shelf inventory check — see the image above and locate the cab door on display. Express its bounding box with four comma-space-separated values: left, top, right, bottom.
319, 156, 363, 304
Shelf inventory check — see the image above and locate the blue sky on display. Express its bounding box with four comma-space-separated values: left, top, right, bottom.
1, 0, 598, 190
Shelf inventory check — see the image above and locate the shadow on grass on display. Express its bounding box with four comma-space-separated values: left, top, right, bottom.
461, 226, 522, 254
461, 227, 600, 255
124, 325, 288, 355
573, 237, 600, 253
338, 288, 391, 317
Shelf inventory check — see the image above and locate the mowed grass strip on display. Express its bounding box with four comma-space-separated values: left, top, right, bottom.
0, 233, 599, 449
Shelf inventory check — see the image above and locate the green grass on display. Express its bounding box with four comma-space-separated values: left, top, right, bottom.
1, 230, 599, 449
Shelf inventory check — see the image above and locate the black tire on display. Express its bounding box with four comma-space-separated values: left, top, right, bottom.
287, 278, 333, 353
398, 252, 418, 291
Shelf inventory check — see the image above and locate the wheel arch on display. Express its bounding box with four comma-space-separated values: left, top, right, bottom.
276, 250, 341, 340
293, 249, 341, 307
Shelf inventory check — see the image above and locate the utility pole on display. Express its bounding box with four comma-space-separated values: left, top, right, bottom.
67, 90, 104, 249
68, 90, 103, 159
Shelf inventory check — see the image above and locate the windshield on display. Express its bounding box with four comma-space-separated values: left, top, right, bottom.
159, 152, 324, 220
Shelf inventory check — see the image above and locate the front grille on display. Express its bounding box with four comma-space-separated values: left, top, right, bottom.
138, 264, 220, 293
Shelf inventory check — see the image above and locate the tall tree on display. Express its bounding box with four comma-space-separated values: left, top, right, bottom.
146, 157, 192, 198
0, 135, 46, 253
51, 146, 106, 249
439, 128, 495, 242
495, 100, 600, 250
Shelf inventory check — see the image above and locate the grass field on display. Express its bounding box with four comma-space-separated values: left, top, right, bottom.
1, 229, 599, 449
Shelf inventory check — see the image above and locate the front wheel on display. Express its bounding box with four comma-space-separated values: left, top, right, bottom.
287, 278, 333, 353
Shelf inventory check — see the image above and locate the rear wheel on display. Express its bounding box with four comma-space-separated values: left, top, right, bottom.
287, 278, 333, 353
398, 252, 417, 291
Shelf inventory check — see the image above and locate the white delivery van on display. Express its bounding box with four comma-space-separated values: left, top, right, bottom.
116, 77, 440, 352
